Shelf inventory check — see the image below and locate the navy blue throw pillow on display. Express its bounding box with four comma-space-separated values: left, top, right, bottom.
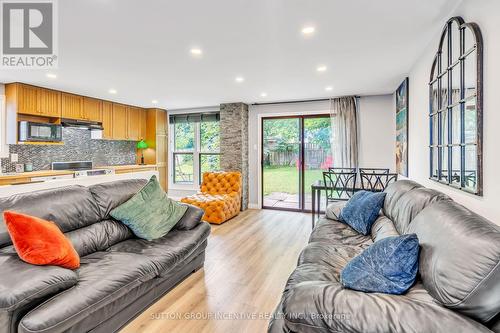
340, 234, 420, 295
340, 190, 386, 235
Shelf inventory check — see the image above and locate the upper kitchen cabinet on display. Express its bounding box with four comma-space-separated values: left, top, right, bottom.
112, 103, 128, 140
151, 108, 167, 135
17, 84, 39, 116
82, 97, 102, 122
38, 89, 62, 117
102, 101, 113, 139
127, 106, 141, 141
61, 93, 83, 120
140, 109, 147, 140
5, 83, 61, 117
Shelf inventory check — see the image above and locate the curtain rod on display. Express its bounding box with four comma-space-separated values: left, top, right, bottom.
251, 96, 360, 106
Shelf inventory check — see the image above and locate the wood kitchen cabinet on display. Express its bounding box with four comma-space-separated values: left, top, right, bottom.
7, 83, 61, 117
102, 101, 113, 139
5, 82, 151, 143
156, 108, 167, 135
127, 106, 141, 141
142, 108, 168, 190
37, 88, 61, 117
140, 109, 147, 140
82, 97, 102, 122
17, 84, 39, 116
62, 93, 83, 120
112, 103, 128, 140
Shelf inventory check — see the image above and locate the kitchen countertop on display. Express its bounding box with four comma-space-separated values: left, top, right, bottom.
102, 164, 157, 170
0, 164, 157, 180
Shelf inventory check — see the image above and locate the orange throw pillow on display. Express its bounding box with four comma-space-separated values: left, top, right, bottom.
3, 211, 80, 269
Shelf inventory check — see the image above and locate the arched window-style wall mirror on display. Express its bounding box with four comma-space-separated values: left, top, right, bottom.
429, 16, 483, 195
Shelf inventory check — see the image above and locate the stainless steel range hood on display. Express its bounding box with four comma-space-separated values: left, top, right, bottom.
61, 119, 104, 130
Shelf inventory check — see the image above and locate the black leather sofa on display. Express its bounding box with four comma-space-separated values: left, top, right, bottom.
0, 179, 210, 333
269, 180, 500, 333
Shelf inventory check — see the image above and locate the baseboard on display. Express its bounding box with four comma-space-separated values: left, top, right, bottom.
248, 203, 261, 209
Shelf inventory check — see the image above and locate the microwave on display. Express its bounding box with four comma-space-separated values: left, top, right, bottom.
18, 121, 62, 142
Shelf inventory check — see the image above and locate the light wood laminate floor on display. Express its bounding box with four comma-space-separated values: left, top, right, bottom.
121, 209, 311, 333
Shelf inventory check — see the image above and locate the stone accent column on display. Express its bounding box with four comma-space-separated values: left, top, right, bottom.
220, 102, 249, 210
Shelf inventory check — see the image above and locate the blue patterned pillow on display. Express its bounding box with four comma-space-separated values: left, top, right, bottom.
340, 190, 386, 235
340, 234, 419, 294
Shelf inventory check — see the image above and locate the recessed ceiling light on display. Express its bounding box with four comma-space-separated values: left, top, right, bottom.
316, 65, 327, 72
235, 76, 245, 83
190, 48, 202, 56
46, 73, 57, 79
108, 89, 117, 94
152, 100, 158, 104
260, 92, 267, 97
325, 86, 333, 91
302, 26, 315, 35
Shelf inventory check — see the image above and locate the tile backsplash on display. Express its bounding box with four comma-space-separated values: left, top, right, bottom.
0, 128, 137, 172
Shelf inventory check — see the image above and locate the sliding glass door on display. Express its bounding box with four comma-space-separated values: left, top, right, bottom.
303, 117, 332, 211
262, 117, 301, 210
262, 115, 332, 212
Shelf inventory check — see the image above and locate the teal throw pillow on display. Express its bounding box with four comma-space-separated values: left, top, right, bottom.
110, 175, 188, 240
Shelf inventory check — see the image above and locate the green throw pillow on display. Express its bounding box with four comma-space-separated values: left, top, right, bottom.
110, 175, 188, 240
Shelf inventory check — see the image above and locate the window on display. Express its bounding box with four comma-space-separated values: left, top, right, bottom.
429, 17, 483, 195
170, 113, 221, 185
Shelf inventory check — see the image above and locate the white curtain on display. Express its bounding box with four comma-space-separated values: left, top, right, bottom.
330, 96, 359, 169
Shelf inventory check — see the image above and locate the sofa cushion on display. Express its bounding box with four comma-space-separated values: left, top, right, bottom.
310, 218, 373, 248
298, 242, 365, 278
383, 180, 422, 221
388, 187, 451, 234
110, 176, 187, 240
325, 201, 346, 221
3, 211, 80, 269
280, 281, 492, 333
0, 254, 77, 313
371, 215, 399, 242
408, 201, 500, 323
65, 219, 132, 257
89, 179, 147, 220
340, 234, 419, 295
18, 252, 159, 333
340, 191, 386, 235
174, 204, 204, 230
109, 222, 211, 275
284, 264, 338, 293
0, 186, 101, 248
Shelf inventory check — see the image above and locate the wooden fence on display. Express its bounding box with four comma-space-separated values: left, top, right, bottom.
265, 143, 330, 168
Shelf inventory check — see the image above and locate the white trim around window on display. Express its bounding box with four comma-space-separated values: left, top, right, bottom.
168, 114, 220, 191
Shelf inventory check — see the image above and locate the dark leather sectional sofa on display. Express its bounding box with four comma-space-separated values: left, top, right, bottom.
0, 179, 210, 333
269, 180, 500, 333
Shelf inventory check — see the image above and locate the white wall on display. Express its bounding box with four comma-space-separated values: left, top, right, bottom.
248, 95, 395, 208
358, 95, 396, 170
407, 0, 500, 222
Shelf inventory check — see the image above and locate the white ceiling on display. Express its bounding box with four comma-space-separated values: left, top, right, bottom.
0, 0, 459, 109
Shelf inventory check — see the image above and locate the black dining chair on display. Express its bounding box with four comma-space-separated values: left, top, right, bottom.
360, 172, 398, 192
323, 171, 357, 208
328, 167, 357, 173
359, 168, 390, 175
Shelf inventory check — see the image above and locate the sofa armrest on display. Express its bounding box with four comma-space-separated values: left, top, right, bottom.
175, 204, 204, 230
0, 254, 77, 313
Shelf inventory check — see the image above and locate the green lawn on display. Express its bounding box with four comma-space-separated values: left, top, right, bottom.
263, 166, 324, 195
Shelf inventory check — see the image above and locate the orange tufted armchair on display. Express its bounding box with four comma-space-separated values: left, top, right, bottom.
181, 171, 242, 224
